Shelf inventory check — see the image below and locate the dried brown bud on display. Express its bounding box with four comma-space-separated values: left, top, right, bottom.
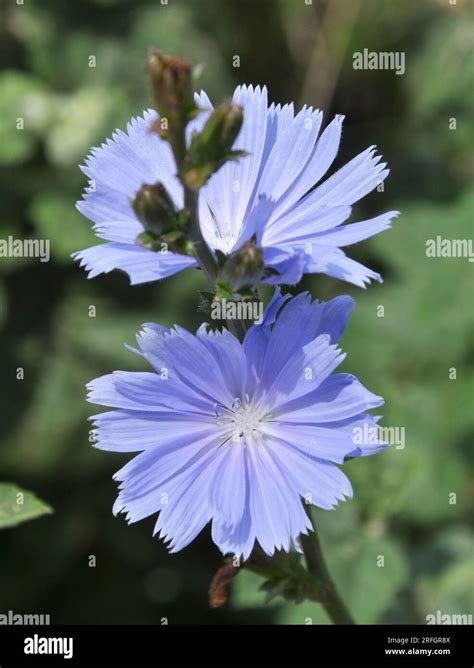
147, 49, 197, 127
208, 560, 240, 608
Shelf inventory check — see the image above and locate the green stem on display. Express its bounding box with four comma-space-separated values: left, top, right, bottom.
301, 508, 355, 624
170, 126, 218, 288
184, 187, 217, 288
227, 288, 258, 342
225, 316, 247, 342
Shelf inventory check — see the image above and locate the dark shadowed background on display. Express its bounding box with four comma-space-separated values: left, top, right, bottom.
0, 0, 472, 624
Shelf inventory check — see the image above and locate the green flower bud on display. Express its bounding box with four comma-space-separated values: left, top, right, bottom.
199, 101, 244, 153
217, 241, 265, 293
182, 101, 247, 189
135, 230, 162, 252
131, 182, 177, 236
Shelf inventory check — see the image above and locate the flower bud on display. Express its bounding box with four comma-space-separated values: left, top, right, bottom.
217, 241, 265, 293
182, 101, 246, 189
131, 182, 177, 236
147, 49, 197, 134
135, 230, 162, 252
199, 101, 244, 153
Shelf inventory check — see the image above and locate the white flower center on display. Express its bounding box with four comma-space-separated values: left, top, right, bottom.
215, 397, 271, 444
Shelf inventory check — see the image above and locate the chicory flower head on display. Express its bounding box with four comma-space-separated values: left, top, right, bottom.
87, 291, 386, 559
74, 85, 398, 288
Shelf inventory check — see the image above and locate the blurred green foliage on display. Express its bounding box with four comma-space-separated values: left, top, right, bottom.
0, 483, 52, 529
0, 0, 472, 624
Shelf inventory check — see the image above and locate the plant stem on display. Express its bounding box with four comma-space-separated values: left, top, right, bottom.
184, 187, 217, 288
225, 316, 247, 342
301, 508, 355, 624
226, 289, 257, 342
170, 127, 218, 288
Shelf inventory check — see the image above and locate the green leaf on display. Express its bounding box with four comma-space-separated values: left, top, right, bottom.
0, 484, 52, 529
231, 569, 281, 610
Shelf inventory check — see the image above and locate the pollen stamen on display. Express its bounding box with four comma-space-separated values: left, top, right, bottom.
215, 396, 271, 444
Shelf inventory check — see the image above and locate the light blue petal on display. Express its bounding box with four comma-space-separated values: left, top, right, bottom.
261, 204, 352, 246
112, 370, 214, 414
229, 85, 269, 238
255, 106, 322, 205
324, 413, 389, 457
212, 505, 255, 560
314, 295, 355, 344
80, 109, 183, 207
262, 245, 305, 285
76, 190, 138, 230
305, 145, 388, 207
268, 114, 344, 221
134, 323, 171, 372
91, 409, 212, 452
256, 442, 313, 541
197, 326, 247, 398
87, 374, 169, 412
73, 243, 196, 285
114, 432, 221, 526
241, 287, 292, 394
264, 422, 356, 464
154, 444, 226, 552
257, 292, 315, 383
244, 294, 353, 404
274, 373, 384, 422
187, 91, 213, 139
209, 443, 247, 528
261, 334, 345, 407
135, 323, 234, 407
308, 247, 383, 287
258, 293, 338, 382
267, 438, 353, 509
199, 85, 269, 253
74, 109, 188, 284
260, 287, 292, 326
243, 327, 271, 396
89, 219, 142, 244
308, 211, 398, 247
246, 437, 293, 554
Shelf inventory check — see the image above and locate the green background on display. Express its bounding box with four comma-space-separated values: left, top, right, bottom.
0, 0, 472, 624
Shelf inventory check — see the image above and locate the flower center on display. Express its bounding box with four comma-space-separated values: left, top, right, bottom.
215, 397, 270, 444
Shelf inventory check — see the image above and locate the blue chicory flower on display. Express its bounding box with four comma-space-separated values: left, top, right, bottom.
74, 85, 398, 288
87, 292, 386, 559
